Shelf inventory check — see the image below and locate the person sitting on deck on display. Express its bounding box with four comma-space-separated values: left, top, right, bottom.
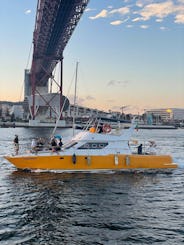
50, 137, 57, 152
36, 137, 45, 151
55, 138, 63, 151
89, 123, 97, 133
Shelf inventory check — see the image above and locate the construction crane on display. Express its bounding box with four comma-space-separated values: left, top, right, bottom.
120, 105, 130, 114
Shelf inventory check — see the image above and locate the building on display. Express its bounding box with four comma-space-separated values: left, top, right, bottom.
145, 108, 184, 122
10, 105, 24, 120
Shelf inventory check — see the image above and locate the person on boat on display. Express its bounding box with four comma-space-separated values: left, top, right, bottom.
55, 138, 63, 151
36, 137, 45, 151
102, 123, 111, 133
50, 137, 57, 151
137, 144, 143, 155
31, 138, 37, 152
147, 141, 156, 155
89, 123, 97, 133
13, 135, 19, 155
58, 138, 63, 148
98, 124, 103, 133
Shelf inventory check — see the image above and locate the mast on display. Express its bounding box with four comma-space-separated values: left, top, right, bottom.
72, 62, 79, 136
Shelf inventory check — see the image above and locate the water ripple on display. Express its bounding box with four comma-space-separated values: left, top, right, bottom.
0, 128, 184, 244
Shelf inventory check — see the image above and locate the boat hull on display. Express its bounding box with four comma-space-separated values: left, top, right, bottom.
5, 154, 177, 171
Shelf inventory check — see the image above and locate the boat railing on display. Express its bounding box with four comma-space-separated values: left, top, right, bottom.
129, 139, 157, 155
83, 118, 99, 131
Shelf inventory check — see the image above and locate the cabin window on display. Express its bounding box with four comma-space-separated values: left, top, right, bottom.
78, 142, 108, 149
63, 142, 78, 149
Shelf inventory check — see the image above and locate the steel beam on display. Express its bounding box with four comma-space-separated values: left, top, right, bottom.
30, 0, 89, 120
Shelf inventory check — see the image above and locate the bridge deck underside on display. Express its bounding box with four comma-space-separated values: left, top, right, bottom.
32, 0, 89, 86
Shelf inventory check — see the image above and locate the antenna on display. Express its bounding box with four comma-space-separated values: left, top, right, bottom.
120, 105, 130, 114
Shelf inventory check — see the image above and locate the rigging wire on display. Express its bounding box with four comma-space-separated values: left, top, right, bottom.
72, 61, 79, 136
18, 42, 33, 102
51, 62, 77, 138
26, 42, 33, 69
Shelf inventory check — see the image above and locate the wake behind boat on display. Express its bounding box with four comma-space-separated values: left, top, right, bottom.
4, 119, 177, 171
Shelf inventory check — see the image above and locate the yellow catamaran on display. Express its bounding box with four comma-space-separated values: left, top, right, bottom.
4, 119, 177, 171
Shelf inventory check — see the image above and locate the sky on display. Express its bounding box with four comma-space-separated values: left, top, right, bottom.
0, 0, 184, 114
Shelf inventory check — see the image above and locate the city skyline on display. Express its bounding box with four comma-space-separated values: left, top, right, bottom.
0, 0, 184, 114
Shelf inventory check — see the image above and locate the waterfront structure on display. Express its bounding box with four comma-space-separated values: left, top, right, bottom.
9, 105, 24, 120
0, 100, 108, 122
145, 108, 184, 122
0, 102, 24, 121
26, 93, 69, 122
65, 105, 109, 119
171, 108, 184, 120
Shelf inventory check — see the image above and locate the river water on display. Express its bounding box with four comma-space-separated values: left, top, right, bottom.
0, 127, 184, 244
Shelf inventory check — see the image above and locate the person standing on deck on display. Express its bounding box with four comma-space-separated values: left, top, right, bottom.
13, 135, 19, 155
31, 138, 37, 152
138, 144, 143, 155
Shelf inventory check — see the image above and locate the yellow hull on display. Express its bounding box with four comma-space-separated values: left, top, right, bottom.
5, 154, 177, 170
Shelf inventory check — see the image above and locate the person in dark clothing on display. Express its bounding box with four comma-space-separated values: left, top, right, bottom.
138, 144, 143, 155
50, 137, 57, 151
58, 138, 63, 148
13, 135, 19, 155
98, 124, 103, 133
55, 138, 63, 151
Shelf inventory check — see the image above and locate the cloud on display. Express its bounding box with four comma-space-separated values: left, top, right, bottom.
140, 24, 149, 29
136, 0, 154, 8
107, 80, 130, 86
139, 1, 174, 20
174, 1, 184, 23
76, 97, 86, 105
89, 9, 108, 19
89, 7, 130, 20
109, 7, 130, 15
175, 13, 184, 23
126, 24, 133, 28
110, 17, 129, 25
69, 95, 95, 106
89, 1, 184, 25
156, 18, 163, 22
110, 20, 123, 25
85, 8, 96, 12
107, 99, 115, 103
132, 1, 184, 25
132, 17, 142, 22
160, 26, 169, 30
25, 9, 31, 15
85, 95, 95, 100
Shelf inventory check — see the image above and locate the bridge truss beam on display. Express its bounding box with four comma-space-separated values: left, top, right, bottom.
30, 0, 89, 119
